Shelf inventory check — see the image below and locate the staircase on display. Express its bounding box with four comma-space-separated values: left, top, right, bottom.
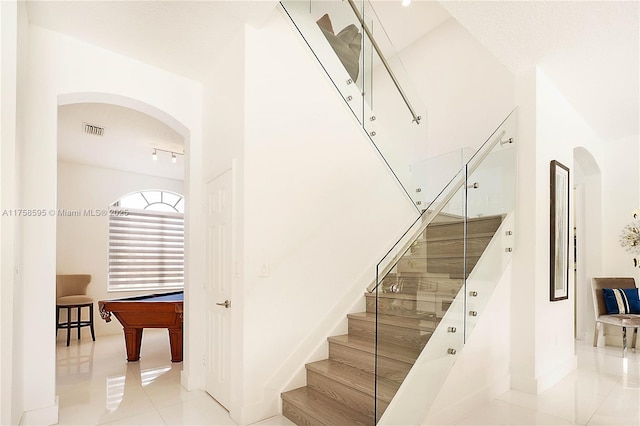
281, 214, 504, 425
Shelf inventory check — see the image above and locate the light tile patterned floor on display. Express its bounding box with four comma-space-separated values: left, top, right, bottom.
56, 330, 294, 425
57, 331, 640, 425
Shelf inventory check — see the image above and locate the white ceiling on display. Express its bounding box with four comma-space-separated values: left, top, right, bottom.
366, 0, 452, 52
26, 0, 279, 82
28, 0, 639, 179
28, 0, 279, 180
58, 103, 186, 180
439, 0, 639, 141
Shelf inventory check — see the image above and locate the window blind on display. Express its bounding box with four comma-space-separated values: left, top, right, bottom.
108, 208, 184, 291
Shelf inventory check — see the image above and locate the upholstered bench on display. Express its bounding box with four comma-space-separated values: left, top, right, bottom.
592, 277, 640, 356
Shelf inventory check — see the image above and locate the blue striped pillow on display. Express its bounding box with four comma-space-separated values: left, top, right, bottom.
602, 288, 640, 314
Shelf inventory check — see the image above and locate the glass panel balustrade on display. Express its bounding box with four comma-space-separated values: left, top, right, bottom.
280, 0, 427, 203
410, 148, 475, 211
373, 110, 517, 424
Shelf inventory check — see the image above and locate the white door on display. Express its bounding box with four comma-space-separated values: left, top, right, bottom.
205, 170, 233, 408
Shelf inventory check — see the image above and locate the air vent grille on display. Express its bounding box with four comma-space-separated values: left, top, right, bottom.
83, 122, 104, 136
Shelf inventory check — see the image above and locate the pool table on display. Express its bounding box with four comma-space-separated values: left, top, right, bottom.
98, 291, 183, 362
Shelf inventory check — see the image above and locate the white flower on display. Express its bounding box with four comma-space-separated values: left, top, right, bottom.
620, 220, 640, 260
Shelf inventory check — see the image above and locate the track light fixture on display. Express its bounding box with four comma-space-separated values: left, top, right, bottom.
151, 148, 184, 163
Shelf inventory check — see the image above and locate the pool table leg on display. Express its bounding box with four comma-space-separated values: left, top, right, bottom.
123, 327, 143, 362
168, 327, 183, 362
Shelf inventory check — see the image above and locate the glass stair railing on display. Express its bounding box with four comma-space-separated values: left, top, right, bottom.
279, 1, 518, 423
410, 147, 476, 211
280, 0, 427, 206
373, 110, 517, 423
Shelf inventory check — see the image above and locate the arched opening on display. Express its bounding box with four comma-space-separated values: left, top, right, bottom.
55, 94, 191, 370
573, 147, 603, 342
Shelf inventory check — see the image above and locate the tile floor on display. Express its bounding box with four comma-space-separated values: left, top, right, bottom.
56, 330, 294, 426
57, 331, 640, 425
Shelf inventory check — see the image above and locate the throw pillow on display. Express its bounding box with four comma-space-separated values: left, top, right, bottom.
602, 288, 640, 314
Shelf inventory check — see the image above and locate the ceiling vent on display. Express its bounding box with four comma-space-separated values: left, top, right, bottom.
83, 122, 104, 136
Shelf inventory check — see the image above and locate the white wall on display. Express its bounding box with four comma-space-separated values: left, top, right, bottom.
235, 8, 419, 423
422, 263, 512, 425
572, 149, 603, 342
600, 134, 640, 278
199, 20, 247, 407
399, 17, 515, 160
1, 1, 19, 424
596, 134, 640, 346
56, 161, 183, 338
19, 24, 202, 424
510, 67, 630, 394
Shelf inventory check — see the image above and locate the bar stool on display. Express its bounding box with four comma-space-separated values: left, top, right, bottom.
56, 274, 96, 346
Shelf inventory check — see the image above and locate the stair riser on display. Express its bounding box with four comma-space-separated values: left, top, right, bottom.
281, 388, 374, 426
282, 400, 323, 426
364, 296, 439, 319
424, 217, 502, 239
307, 370, 377, 417
397, 256, 479, 276
411, 236, 493, 257
348, 319, 431, 349
328, 342, 413, 383
379, 276, 462, 296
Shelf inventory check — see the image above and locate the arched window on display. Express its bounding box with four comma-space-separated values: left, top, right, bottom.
108, 190, 184, 292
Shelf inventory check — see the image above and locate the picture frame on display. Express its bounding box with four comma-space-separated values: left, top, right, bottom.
550, 160, 570, 301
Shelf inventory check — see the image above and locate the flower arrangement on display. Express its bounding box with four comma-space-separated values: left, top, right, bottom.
620, 210, 640, 267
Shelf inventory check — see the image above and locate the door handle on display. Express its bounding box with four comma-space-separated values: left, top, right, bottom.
216, 300, 231, 308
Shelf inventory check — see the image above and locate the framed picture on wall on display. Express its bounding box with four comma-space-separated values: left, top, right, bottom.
550, 160, 570, 301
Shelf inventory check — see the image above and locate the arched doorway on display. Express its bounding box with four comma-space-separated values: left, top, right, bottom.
55, 94, 194, 396
573, 147, 602, 342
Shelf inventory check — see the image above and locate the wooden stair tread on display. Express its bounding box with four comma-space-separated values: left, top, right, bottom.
348, 312, 437, 330
419, 232, 497, 242
280, 210, 504, 424
400, 253, 481, 260
306, 359, 399, 402
364, 291, 452, 302
425, 214, 504, 227
384, 271, 451, 278
328, 334, 420, 364
282, 387, 373, 426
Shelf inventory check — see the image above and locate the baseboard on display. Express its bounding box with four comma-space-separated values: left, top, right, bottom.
231, 395, 280, 426
512, 355, 578, 395
181, 370, 204, 391
510, 373, 539, 394
536, 355, 578, 393
423, 374, 511, 425
20, 397, 58, 426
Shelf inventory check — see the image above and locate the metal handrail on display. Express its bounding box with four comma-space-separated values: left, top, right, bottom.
368, 109, 516, 292
346, 0, 421, 125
